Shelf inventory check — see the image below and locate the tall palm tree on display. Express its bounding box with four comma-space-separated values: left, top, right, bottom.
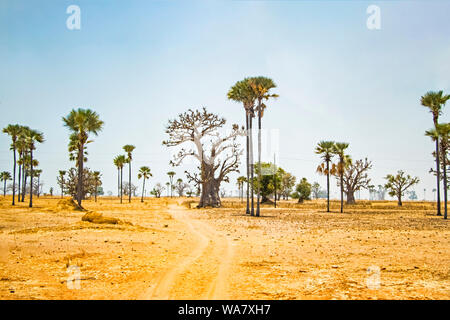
62, 108, 104, 207
1, 171, 11, 197
123, 145, 136, 203
2, 124, 22, 205
167, 171, 176, 198
115, 155, 127, 203
249, 76, 278, 217
236, 176, 246, 202
113, 156, 121, 198
315, 141, 336, 212
58, 170, 66, 198
426, 123, 450, 219
25, 129, 44, 208
93, 171, 101, 202
15, 131, 28, 203
421, 90, 450, 216
228, 80, 256, 215
166, 182, 170, 197
332, 142, 350, 213
138, 166, 152, 202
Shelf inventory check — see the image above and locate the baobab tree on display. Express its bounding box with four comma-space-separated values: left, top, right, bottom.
123, 145, 135, 203
315, 141, 336, 212
62, 109, 104, 207
421, 90, 450, 215
163, 108, 242, 208
384, 170, 420, 206
340, 158, 372, 204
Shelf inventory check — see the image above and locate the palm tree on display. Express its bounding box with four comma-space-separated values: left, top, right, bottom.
15, 131, 28, 203
426, 123, 450, 219
93, 171, 101, 202
115, 155, 127, 203
228, 79, 256, 215
249, 76, 278, 217
25, 129, 44, 208
138, 166, 152, 202
113, 156, 121, 198
237, 176, 246, 202
167, 171, 176, 198
2, 124, 22, 205
332, 142, 350, 213
62, 108, 104, 207
165, 182, 170, 197
58, 170, 66, 198
1, 171, 11, 197
315, 141, 336, 212
123, 145, 136, 203
421, 90, 450, 215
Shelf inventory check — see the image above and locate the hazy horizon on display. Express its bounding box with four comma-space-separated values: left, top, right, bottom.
1, 0, 450, 200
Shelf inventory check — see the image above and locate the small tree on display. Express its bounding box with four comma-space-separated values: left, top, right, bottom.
57, 170, 67, 198
150, 183, 165, 198
384, 170, 420, 206
311, 182, 320, 199
292, 178, 311, 203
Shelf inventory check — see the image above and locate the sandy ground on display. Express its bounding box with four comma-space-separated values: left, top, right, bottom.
0, 196, 448, 300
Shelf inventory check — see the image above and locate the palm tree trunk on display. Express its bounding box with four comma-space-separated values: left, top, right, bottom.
249, 115, 255, 216
95, 182, 98, 202
443, 146, 448, 220
256, 109, 261, 217
326, 160, 330, 212
3, 179, 6, 197
37, 175, 40, 198
128, 161, 132, 203
141, 178, 145, 203
12, 147, 16, 205
17, 160, 21, 204
22, 171, 27, 202
340, 171, 344, 213
29, 150, 33, 208
77, 143, 84, 207
435, 137, 442, 215
120, 168, 123, 204
245, 112, 250, 215
117, 168, 120, 198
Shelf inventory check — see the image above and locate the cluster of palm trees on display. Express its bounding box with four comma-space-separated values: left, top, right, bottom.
421, 90, 450, 219
2, 124, 44, 207
315, 141, 350, 213
1, 171, 12, 196
228, 76, 278, 217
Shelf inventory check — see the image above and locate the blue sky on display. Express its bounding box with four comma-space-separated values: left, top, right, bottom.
1, 0, 450, 199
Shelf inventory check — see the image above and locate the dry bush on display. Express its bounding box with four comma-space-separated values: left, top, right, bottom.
81, 211, 131, 225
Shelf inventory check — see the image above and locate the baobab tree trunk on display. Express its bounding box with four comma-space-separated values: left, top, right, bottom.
198, 163, 221, 208
346, 190, 356, 204
326, 160, 330, 212
435, 138, 441, 215
245, 112, 250, 215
